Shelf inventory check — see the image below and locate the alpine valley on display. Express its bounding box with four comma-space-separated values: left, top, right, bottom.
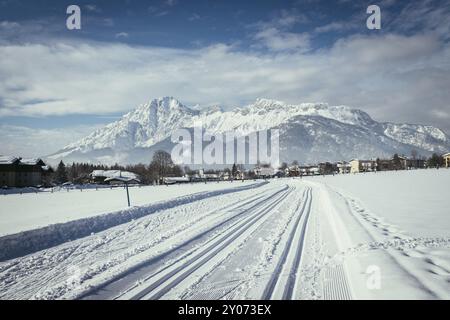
48, 97, 450, 165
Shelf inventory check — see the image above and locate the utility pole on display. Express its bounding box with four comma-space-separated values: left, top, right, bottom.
104, 176, 134, 207
125, 181, 130, 207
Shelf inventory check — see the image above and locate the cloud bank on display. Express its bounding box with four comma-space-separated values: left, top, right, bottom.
0, 33, 449, 133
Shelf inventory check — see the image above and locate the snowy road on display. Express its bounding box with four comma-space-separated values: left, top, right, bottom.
0, 171, 449, 300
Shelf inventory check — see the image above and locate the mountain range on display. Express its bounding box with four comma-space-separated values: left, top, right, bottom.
47, 97, 450, 165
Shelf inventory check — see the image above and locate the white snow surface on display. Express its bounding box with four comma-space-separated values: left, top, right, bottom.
305, 169, 450, 238
0, 181, 258, 237
0, 170, 448, 300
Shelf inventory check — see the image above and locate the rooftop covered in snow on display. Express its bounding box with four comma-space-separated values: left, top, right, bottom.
90, 170, 138, 180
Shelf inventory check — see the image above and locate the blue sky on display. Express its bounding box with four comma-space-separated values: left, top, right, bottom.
0, 0, 371, 48
0, 0, 449, 156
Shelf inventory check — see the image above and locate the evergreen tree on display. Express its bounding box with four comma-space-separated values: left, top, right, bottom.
428, 153, 443, 167
232, 163, 237, 178
55, 161, 68, 184
172, 165, 183, 177
69, 162, 78, 182
392, 153, 401, 170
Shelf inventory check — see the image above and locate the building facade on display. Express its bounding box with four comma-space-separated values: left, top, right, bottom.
0, 157, 51, 187
254, 166, 274, 178
349, 159, 377, 173
443, 153, 450, 168
90, 170, 139, 184
337, 161, 351, 174
318, 162, 336, 175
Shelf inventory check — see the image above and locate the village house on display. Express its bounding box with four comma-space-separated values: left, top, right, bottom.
308, 165, 320, 175
443, 153, 450, 168
337, 161, 351, 174
395, 155, 426, 170
318, 162, 336, 175
254, 166, 274, 178
298, 165, 320, 175
376, 159, 394, 171
0, 156, 53, 187
349, 159, 377, 173
234, 169, 245, 180
105, 176, 141, 185
190, 169, 225, 182
90, 170, 139, 184
285, 165, 300, 177
220, 171, 230, 181
407, 158, 426, 169
375, 156, 425, 171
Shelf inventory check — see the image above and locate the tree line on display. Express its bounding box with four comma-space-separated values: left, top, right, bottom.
53, 150, 184, 185
50, 150, 447, 185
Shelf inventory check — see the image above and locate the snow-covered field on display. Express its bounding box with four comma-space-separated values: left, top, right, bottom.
304, 169, 450, 237
0, 181, 258, 237
0, 170, 448, 300
303, 169, 450, 299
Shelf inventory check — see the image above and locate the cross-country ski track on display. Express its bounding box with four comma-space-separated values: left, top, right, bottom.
1, 171, 449, 300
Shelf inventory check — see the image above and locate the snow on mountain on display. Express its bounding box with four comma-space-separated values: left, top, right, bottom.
279, 115, 418, 163
48, 97, 450, 164
62, 97, 198, 152
382, 123, 448, 152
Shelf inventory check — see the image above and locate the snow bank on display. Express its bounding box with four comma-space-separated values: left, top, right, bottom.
0, 181, 265, 261
0, 181, 258, 236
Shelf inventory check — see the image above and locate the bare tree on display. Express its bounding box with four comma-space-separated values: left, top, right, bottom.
149, 150, 174, 183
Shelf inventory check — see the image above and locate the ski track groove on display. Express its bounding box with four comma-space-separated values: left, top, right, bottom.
79, 185, 288, 299
121, 185, 294, 300
261, 187, 312, 300
129, 186, 280, 246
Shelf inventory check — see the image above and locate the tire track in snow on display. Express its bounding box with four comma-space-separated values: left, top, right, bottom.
117, 186, 294, 300
0, 183, 275, 300
262, 187, 312, 300
78, 185, 288, 300
0, 181, 268, 262
178, 183, 305, 300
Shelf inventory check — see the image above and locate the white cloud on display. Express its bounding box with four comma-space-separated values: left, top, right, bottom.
0, 124, 104, 158
274, 10, 309, 27
315, 22, 352, 33
148, 0, 177, 17
154, 11, 169, 17
0, 20, 20, 29
188, 13, 201, 22
0, 32, 449, 135
85, 4, 101, 13
254, 27, 311, 52
115, 32, 129, 38
165, 0, 177, 7
101, 18, 114, 27
250, 10, 311, 52
387, 0, 450, 40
